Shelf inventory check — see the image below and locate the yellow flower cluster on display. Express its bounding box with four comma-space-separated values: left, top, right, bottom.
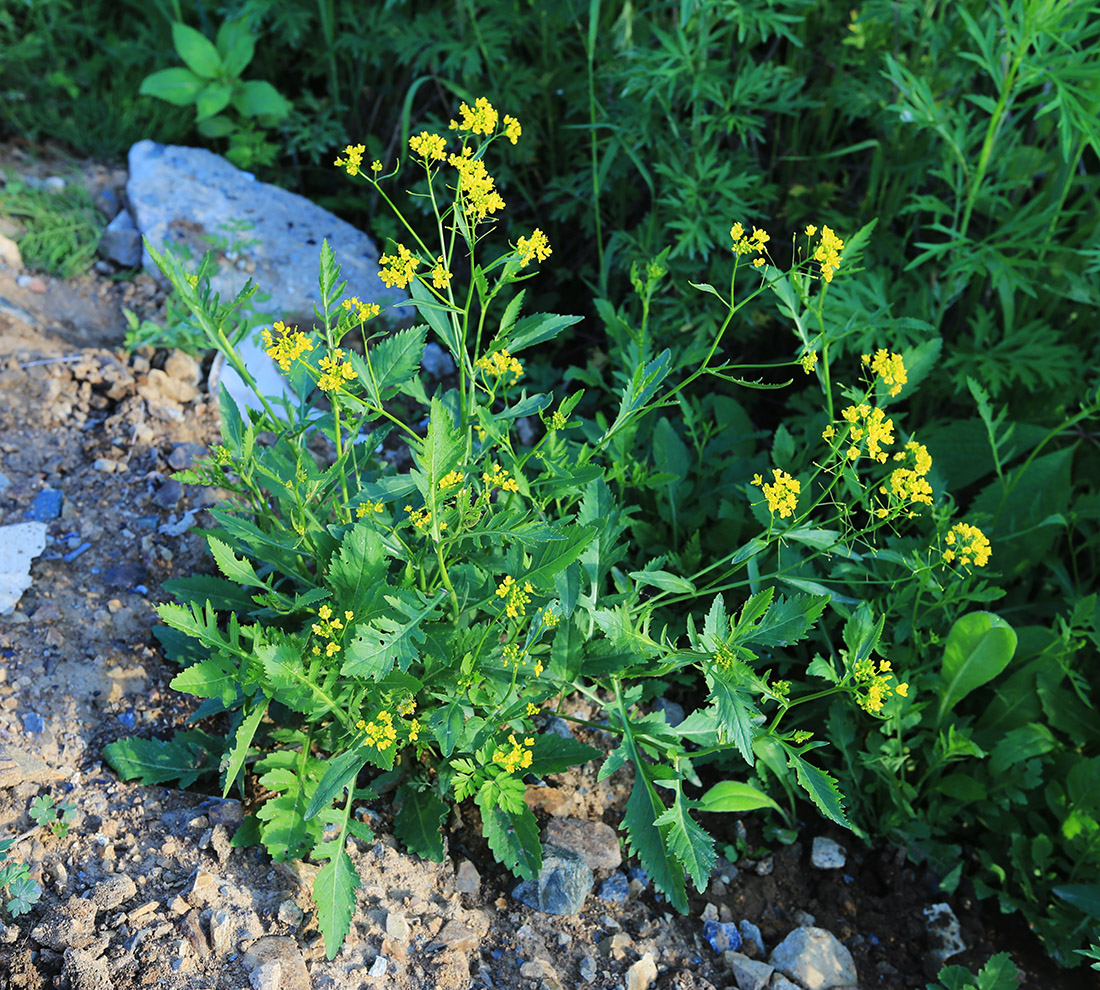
502, 643, 545, 678
841, 403, 895, 464
526, 701, 540, 716
476, 348, 524, 383
311, 604, 353, 657
517, 229, 552, 268
361, 710, 398, 750
438, 470, 464, 491
430, 257, 453, 290
448, 148, 506, 221
942, 523, 992, 568
262, 321, 314, 371
342, 296, 381, 323
379, 243, 421, 289
713, 643, 739, 670
451, 96, 499, 136
503, 115, 522, 144
809, 224, 845, 282
334, 143, 367, 176
535, 606, 559, 630
482, 462, 520, 493
317, 349, 358, 392
863, 349, 908, 397
800, 350, 819, 374
730, 223, 771, 267
853, 656, 909, 714
752, 469, 801, 519
405, 504, 446, 533
409, 131, 447, 162
496, 575, 533, 619
878, 441, 933, 515
493, 733, 535, 773
355, 499, 384, 518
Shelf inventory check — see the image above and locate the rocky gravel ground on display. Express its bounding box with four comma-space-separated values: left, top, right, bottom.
0, 142, 1087, 990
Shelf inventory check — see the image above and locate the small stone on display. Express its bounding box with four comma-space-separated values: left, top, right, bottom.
167, 442, 206, 470
183, 868, 220, 907
0, 471, 10, 493
277, 899, 303, 927
90, 874, 137, 911
27, 277, 47, 294
240, 936, 310, 990
249, 961, 283, 990
385, 911, 409, 941
202, 798, 244, 829
210, 909, 234, 955
627, 952, 658, 990
739, 920, 765, 957
579, 955, 597, 983
0, 233, 22, 270
21, 712, 45, 735
811, 837, 846, 870
152, 479, 184, 510
455, 859, 481, 896
769, 975, 801, 990
725, 952, 774, 990
703, 920, 742, 954
94, 189, 121, 222
520, 959, 559, 981
431, 919, 478, 953
30, 895, 96, 950
792, 910, 816, 928
597, 871, 630, 903
24, 489, 63, 521
169, 895, 189, 915
93, 259, 115, 276
609, 931, 633, 960
923, 902, 966, 968
754, 856, 774, 877
44, 176, 67, 192
98, 209, 142, 267
512, 843, 593, 915
768, 927, 857, 990
544, 817, 622, 870
164, 350, 201, 386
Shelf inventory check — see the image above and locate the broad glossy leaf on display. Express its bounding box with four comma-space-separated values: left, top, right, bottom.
171, 22, 222, 79
393, 784, 448, 862
937, 612, 1017, 723
697, 780, 782, 814
139, 67, 204, 105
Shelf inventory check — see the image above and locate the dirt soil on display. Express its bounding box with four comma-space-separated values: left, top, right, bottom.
0, 142, 1094, 990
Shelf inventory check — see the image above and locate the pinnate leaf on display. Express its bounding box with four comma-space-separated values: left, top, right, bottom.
314, 847, 360, 960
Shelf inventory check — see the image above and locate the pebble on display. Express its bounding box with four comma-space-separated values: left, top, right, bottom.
597, 871, 630, 903
93, 458, 119, 473
277, 899, 303, 927
44, 175, 67, 192
168, 441, 205, 470
98, 209, 142, 267
0, 234, 22, 271
24, 489, 64, 521
702, 920, 742, 954
544, 817, 622, 870
923, 902, 966, 967
724, 952, 773, 990
811, 837, 847, 869
753, 856, 774, 877
512, 842, 593, 915
368, 955, 388, 977
385, 911, 409, 940
626, 952, 658, 990
792, 909, 816, 928
739, 919, 765, 957
22, 712, 45, 735
579, 955, 597, 983
768, 927, 857, 990
94, 188, 121, 220
90, 874, 137, 911
152, 479, 184, 509
0, 471, 10, 492
455, 858, 481, 896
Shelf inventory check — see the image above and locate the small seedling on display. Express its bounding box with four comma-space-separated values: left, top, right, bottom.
29, 794, 78, 838
0, 835, 41, 917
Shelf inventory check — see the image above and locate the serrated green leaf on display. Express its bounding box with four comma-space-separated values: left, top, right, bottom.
5, 875, 41, 916
170, 654, 241, 706
479, 801, 541, 880
704, 668, 757, 766
500, 312, 582, 353
622, 768, 687, 912
207, 536, 265, 588
696, 780, 782, 814
341, 592, 442, 679
326, 521, 389, 620
654, 791, 715, 892
355, 325, 427, 405
737, 593, 829, 649
259, 641, 332, 717
314, 847, 360, 959
222, 697, 267, 797
527, 734, 601, 776
305, 746, 370, 820
628, 569, 695, 594
411, 395, 463, 499
737, 588, 775, 632
393, 784, 448, 862
103, 734, 215, 788
788, 751, 850, 828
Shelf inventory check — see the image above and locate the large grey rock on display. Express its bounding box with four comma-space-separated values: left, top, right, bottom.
98, 209, 142, 267
544, 817, 622, 870
127, 141, 404, 323
768, 927, 857, 990
512, 842, 593, 915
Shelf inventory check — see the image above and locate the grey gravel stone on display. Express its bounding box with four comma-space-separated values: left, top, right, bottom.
768, 927, 857, 990
98, 209, 142, 267
811, 836, 847, 869
512, 842, 593, 915
544, 817, 622, 870
739, 919, 765, 957
90, 874, 137, 912
725, 951, 774, 990
924, 902, 966, 967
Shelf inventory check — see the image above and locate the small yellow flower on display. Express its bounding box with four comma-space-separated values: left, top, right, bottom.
864, 349, 908, 397
496, 575, 534, 619
516, 229, 552, 268
503, 114, 522, 144
895, 682, 909, 698
800, 350, 819, 374
752, 257, 765, 268
430, 257, 453, 290
754, 469, 800, 519
805, 224, 818, 237
378, 243, 421, 289
492, 733, 534, 773
438, 470, 464, 491
455, 96, 499, 136
942, 523, 991, 569
318, 604, 333, 620
475, 349, 524, 384
334, 143, 366, 176
822, 424, 836, 441
526, 702, 540, 716
482, 461, 520, 492
261, 321, 314, 371
317, 348, 358, 392
409, 131, 447, 162
371, 160, 383, 173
